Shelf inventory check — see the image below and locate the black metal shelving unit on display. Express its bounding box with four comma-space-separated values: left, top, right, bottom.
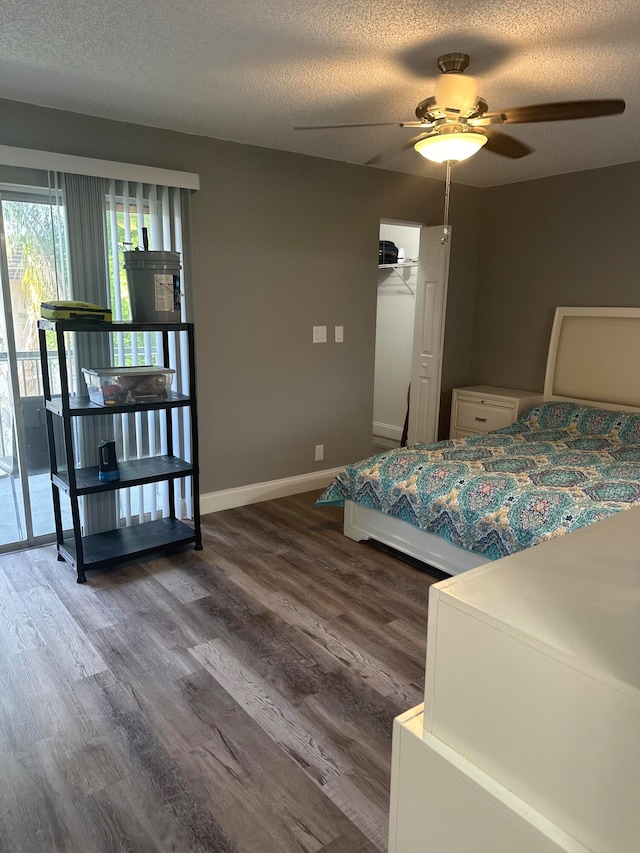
38, 319, 202, 583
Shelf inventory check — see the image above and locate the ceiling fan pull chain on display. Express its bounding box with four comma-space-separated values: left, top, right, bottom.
441, 160, 452, 245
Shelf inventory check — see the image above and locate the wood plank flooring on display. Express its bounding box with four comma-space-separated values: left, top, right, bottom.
0, 491, 441, 853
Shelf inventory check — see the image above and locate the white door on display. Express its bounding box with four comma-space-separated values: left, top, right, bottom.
407, 225, 451, 446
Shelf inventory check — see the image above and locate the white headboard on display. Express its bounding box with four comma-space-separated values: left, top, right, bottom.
544, 307, 640, 412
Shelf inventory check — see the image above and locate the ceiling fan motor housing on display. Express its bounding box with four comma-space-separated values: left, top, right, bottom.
436, 73, 479, 116
437, 52, 470, 74
415, 54, 485, 124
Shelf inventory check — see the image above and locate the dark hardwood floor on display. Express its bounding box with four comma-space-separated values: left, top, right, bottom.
0, 491, 440, 853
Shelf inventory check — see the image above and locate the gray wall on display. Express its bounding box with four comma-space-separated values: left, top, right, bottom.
0, 99, 482, 491
471, 161, 640, 392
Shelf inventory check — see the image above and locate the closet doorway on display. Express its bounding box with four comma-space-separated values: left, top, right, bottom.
373, 220, 450, 451
373, 220, 421, 452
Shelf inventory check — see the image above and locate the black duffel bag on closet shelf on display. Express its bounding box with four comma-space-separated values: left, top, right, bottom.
379, 240, 399, 265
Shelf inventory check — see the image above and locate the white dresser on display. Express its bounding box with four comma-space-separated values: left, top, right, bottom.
450, 385, 543, 439
389, 507, 640, 853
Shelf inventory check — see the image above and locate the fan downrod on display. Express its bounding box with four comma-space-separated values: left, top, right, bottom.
437, 53, 470, 74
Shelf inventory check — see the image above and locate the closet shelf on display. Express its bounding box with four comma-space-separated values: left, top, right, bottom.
378, 262, 416, 294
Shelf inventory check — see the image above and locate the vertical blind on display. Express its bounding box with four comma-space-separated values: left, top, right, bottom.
62, 173, 117, 536
105, 180, 193, 526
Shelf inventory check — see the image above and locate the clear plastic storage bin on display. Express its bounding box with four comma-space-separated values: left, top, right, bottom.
82, 366, 175, 406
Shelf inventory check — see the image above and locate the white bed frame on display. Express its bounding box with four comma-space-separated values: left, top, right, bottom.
345, 307, 640, 575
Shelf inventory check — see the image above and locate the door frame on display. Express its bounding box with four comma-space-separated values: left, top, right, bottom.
374, 218, 424, 445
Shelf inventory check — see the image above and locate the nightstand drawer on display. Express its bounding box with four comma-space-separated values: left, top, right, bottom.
455, 400, 514, 432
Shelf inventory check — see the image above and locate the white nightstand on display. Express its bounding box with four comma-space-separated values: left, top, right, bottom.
450, 385, 543, 439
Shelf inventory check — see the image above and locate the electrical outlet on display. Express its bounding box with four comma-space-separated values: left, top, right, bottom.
315, 444, 324, 462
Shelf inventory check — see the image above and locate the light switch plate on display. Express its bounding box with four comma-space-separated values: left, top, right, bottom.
313, 325, 327, 343
335, 325, 344, 343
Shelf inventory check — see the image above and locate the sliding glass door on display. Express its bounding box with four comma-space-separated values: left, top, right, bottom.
0, 186, 71, 548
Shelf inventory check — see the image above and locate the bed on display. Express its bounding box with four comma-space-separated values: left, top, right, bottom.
316, 307, 640, 575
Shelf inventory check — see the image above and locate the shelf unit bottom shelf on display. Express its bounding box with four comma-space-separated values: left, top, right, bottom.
59, 518, 198, 571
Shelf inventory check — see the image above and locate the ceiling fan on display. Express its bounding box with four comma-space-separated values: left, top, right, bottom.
295, 52, 626, 165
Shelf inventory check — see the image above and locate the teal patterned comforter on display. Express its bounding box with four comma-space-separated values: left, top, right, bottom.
316, 402, 640, 560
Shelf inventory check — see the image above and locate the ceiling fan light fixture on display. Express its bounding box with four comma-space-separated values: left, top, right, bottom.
414, 131, 488, 163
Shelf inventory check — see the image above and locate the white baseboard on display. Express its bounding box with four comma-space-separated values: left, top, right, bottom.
200, 466, 344, 514
373, 435, 400, 451
373, 421, 404, 441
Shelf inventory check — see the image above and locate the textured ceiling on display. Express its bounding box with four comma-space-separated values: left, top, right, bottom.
1, 0, 639, 187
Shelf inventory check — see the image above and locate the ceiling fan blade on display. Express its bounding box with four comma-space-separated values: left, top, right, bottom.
499, 99, 625, 124
468, 112, 507, 127
482, 129, 534, 159
365, 132, 431, 166
294, 121, 427, 130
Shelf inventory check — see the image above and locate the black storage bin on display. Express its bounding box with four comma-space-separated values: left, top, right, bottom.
379, 240, 399, 265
